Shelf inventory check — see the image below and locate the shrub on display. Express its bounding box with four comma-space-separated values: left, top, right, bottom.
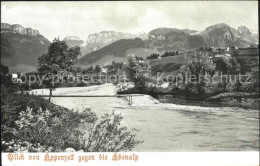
13, 106, 97, 152
76, 82, 87, 87
1, 94, 19, 143
242, 66, 259, 92
81, 113, 143, 152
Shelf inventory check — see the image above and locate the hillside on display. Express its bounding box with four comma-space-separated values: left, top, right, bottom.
252, 33, 259, 44
148, 28, 203, 51
148, 55, 184, 75
148, 28, 191, 51
85, 31, 148, 53
1, 32, 50, 73
78, 38, 147, 66
63, 32, 149, 56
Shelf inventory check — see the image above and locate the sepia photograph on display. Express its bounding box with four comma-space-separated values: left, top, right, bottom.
1, 1, 259, 164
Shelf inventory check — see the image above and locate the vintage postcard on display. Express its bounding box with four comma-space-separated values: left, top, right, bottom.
1, 1, 259, 166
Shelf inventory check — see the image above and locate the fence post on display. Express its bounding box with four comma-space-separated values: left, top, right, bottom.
128, 95, 133, 105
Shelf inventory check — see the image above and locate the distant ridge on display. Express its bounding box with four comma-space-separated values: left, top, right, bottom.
1, 23, 40, 36
78, 23, 258, 66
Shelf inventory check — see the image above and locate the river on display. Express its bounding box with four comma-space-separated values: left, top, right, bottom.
35, 84, 259, 151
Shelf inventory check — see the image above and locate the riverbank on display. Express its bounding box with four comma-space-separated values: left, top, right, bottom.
158, 93, 259, 110
115, 94, 258, 113
117, 86, 259, 110
21, 84, 113, 95
28, 84, 259, 112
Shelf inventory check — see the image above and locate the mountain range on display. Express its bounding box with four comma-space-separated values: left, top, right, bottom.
79, 23, 258, 67
62, 31, 148, 55
147, 23, 258, 51
1, 22, 258, 73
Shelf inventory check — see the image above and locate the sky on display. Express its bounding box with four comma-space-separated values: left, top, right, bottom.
1, 1, 258, 41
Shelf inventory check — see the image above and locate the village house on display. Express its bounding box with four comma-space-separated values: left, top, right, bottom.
101, 67, 108, 74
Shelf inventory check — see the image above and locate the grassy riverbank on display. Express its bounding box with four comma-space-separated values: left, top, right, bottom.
159, 93, 259, 110
117, 86, 259, 110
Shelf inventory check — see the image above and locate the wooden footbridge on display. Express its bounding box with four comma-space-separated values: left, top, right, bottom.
33, 94, 144, 105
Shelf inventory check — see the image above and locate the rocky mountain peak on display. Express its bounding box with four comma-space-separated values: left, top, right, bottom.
237, 26, 252, 36
1, 22, 40, 36
63, 36, 84, 48
204, 23, 231, 32
87, 31, 134, 44
85, 31, 148, 53
63, 36, 82, 41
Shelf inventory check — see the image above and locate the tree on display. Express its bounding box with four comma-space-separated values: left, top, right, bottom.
94, 65, 101, 73
147, 53, 159, 59
38, 38, 81, 102
88, 66, 94, 73
198, 47, 205, 51
215, 58, 228, 74
225, 58, 240, 74
177, 52, 217, 95
125, 55, 151, 91
112, 61, 116, 69
1, 64, 9, 76
242, 66, 259, 92
215, 57, 240, 75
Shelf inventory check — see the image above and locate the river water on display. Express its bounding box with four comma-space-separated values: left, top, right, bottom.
46, 84, 259, 151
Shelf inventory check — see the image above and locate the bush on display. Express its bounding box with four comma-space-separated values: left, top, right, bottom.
76, 82, 88, 87
13, 106, 97, 152
81, 113, 143, 152
242, 66, 259, 92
